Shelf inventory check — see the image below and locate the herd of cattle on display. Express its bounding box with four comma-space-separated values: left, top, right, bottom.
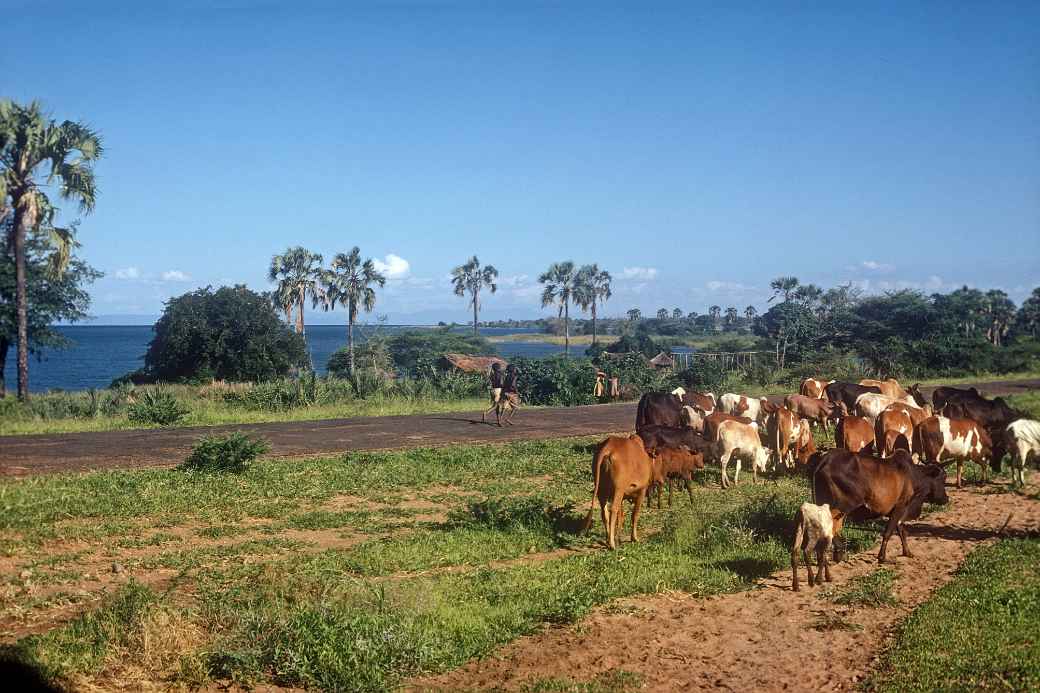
582, 377, 1040, 590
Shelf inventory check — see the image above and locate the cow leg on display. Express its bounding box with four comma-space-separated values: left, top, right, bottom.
897, 520, 913, 558
719, 452, 731, 489
832, 514, 846, 563
878, 504, 909, 563
685, 478, 694, 506
609, 492, 625, 549
822, 539, 834, 582
600, 500, 611, 549
733, 458, 742, 486
631, 491, 645, 543
956, 461, 963, 488
804, 547, 815, 587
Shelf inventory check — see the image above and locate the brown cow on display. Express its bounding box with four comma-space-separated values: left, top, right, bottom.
702, 411, 754, 442
913, 415, 993, 488
785, 394, 838, 431
836, 415, 875, 453
812, 448, 948, 563
649, 445, 705, 508
581, 435, 663, 549
875, 408, 914, 458
800, 377, 833, 400
793, 421, 817, 465
859, 378, 912, 401
767, 407, 803, 469
884, 401, 932, 427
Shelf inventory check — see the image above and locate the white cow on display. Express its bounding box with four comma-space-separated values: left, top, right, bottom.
791, 502, 836, 591
681, 405, 705, 434
1004, 419, 1040, 488
855, 393, 926, 425
719, 393, 769, 425
714, 420, 769, 488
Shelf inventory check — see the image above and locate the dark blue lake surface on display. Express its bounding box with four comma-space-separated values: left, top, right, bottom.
2, 325, 577, 393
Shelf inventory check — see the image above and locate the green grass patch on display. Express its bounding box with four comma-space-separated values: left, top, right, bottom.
520, 669, 644, 692
865, 537, 1040, 692
830, 568, 898, 607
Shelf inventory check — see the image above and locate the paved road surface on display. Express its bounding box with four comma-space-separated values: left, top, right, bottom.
1, 378, 1037, 477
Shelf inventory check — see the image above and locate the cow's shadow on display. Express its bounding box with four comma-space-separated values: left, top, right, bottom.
714, 557, 777, 581
908, 522, 1028, 542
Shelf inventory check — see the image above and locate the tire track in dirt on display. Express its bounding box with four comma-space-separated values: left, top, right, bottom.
412, 482, 1040, 692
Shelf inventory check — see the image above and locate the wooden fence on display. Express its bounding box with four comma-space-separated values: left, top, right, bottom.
669, 351, 763, 371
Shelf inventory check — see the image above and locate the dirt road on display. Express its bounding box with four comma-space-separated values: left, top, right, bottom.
1, 378, 1036, 477
413, 482, 1040, 691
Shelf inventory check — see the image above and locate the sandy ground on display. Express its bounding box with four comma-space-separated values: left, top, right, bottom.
412, 482, 1040, 692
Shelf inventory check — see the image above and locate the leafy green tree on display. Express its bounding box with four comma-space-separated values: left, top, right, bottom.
574, 264, 612, 345
364, 328, 494, 375
1, 100, 102, 400
984, 289, 1015, 347
451, 255, 498, 335
1017, 287, 1040, 337
0, 220, 100, 396
143, 285, 308, 382
539, 261, 578, 355
317, 247, 386, 374
769, 276, 800, 303
268, 247, 323, 337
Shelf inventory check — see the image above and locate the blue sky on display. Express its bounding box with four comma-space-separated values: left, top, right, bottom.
4, 1, 1038, 324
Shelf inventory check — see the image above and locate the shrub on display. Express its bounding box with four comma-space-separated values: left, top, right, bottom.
127, 385, 189, 425
512, 356, 597, 407
677, 358, 727, 394
179, 432, 270, 473
595, 352, 677, 398
143, 285, 308, 383
384, 328, 496, 375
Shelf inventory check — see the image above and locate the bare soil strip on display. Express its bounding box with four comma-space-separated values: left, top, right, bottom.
2, 378, 1037, 477
412, 483, 1040, 692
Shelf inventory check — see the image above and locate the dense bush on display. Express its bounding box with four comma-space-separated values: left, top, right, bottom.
223, 374, 356, 411
384, 329, 496, 375
677, 359, 728, 394
143, 285, 308, 383
179, 432, 270, 473
127, 386, 189, 425
512, 356, 597, 407
595, 352, 677, 397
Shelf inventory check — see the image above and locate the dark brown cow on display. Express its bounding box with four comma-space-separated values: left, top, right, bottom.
825, 381, 882, 414
702, 411, 753, 442
875, 408, 914, 458
811, 448, 949, 563
931, 385, 983, 411
677, 389, 716, 413
635, 392, 684, 431
637, 425, 712, 458
913, 415, 993, 488
785, 394, 838, 430
836, 415, 875, 453
581, 435, 663, 550
649, 445, 705, 508
941, 397, 1018, 432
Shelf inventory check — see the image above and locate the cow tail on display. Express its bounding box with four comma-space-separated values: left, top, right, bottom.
581, 446, 608, 533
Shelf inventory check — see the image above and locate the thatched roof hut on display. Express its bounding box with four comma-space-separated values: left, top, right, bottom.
439, 353, 509, 374
649, 351, 674, 369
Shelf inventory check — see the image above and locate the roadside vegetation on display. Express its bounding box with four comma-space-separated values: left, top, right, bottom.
865, 538, 1040, 692
0, 435, 880, 691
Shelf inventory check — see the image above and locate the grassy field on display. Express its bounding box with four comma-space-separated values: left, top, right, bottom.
0, 435, 879, 691
864, 538, 1040, 692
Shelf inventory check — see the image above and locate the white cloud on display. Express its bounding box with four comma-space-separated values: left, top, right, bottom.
161, 270, 191, 282
114, 267, 140, 280
705, 280, 756, 293
621, 267, 658, 281
850, 260, 895, 273
373, 253, 411, 279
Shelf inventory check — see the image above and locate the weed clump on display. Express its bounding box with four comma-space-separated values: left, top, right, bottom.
127, 385, 188, 425
179, 433, 270, 474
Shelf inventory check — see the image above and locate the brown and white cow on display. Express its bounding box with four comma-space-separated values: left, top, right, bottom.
702, 411, 754, 442
800, 378, 834, 400
672, 387, 716, 414
836, 415, 875, 454
581, 435, 663, 549
793, 421, 817, 466
875, 407, 914, 458
913, 415, 993, 488
767, 406, 804, 469
884, 401, 933, 427
854, 393, 926, 424
784, 394, 838, 431
719, 393, 770, 425
714, 419, 770, 488
859, 378, 914, 402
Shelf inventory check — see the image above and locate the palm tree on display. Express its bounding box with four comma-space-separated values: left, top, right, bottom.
539, 261, 578, 355
657, 308, 669, 320
1, 100, 102, 400
709, 305, 721, 330
451, 256, 498, 335
724, 306, 739, 327
769, 276, 800, 303
574, 264, 612, 345
672, 307, 683, 320
268, 247, 324, 337
744, 305, 757, 322
318, 247, 387, 373
627, 308, 641, 322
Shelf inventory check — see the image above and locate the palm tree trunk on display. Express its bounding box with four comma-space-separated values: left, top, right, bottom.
591, 301, 598, 345
564, 300, 570, 355
13, 203, 30, 401
348, 304, 355, 374
473, 289, 479, 336
296, 287, 305, 335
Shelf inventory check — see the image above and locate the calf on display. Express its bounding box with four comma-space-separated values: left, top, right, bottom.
714, 419, 770, 488
825, 381, 882, 414
637, 424, 712, 458
581, 435, 663, 550
702, 411, 754, 442
800, 377, 834, 400
812, 448, 948, 563
1003, 419, 1040, 488
767, 406, 803, 469
635, 392, 684, 431
875, 408, 914, 458
785, 394, 837, 431
650, 445, 706, 508
791, 502, 836, 591
913, 415, 992, 488
836, 415, 875, 453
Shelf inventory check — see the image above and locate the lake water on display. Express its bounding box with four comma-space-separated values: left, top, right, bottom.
2, 325, 581, 393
